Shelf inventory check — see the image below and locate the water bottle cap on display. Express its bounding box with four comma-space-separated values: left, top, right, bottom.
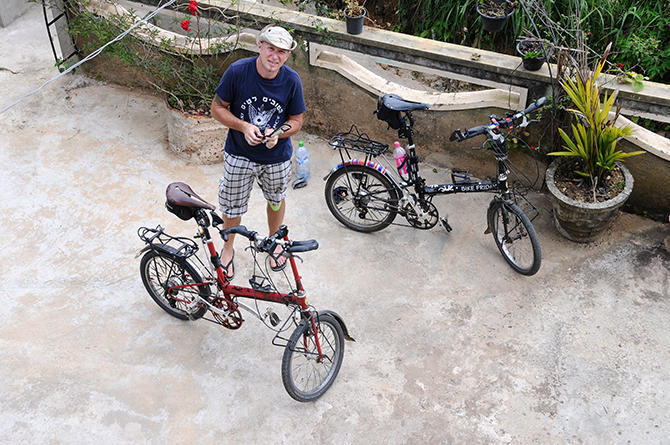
394, 141, 400, 148
298, 141, 304, 147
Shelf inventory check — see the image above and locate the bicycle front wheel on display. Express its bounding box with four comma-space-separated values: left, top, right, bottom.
487, 200, 541, 276
281, 314, 345, 402
324, 165, 400, 232
140, 250, 210, 320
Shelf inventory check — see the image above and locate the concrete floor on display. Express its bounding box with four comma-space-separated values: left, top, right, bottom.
1, 5, 669, 444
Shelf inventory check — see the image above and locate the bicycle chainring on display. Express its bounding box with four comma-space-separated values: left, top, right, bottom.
405, 198, 439, 229
212, 297, 243, 330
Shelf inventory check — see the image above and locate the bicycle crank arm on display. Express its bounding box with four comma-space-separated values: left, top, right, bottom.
235, 301, 264, 321
198, 297, 238, 318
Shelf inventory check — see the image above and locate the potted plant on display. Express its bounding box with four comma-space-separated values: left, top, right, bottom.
343, 0, 367, 35
546, 48, 645, 242
476, 0, 516, 33
516, 39, 553, 71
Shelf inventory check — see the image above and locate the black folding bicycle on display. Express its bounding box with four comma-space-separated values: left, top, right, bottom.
324, 94, 547, 276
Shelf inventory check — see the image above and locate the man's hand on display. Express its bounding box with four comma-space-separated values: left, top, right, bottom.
263, 128, 279, 149
243, 123, 263, 146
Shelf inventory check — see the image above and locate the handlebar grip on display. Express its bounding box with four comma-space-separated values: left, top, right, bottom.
221, 225, 256, 241
522, 96, 547, 115
286, 240, 319, 253
450, 125, 488, 142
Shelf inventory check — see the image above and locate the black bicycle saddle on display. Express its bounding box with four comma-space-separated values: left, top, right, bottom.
381, 94, 430, 111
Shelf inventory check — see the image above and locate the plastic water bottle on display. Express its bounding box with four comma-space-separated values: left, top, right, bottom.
393, 141, 408, 177
295, 140, 310, 180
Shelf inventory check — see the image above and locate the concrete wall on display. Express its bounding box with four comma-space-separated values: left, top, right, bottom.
0, 0, 32, 27
64, 0, 670, 218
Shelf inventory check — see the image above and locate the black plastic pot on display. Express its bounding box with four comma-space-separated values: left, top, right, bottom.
345, 8, 366, 35
516, 40, 554, 71
476, 1, 515, 33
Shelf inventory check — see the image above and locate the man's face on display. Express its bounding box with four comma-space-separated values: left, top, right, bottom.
257, 41, 291, 77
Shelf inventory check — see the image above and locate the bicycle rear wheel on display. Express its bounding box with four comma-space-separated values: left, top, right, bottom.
281, 314, 344, 402
487, 200, 541, 276
324, 165, 400, 232
140, 250, 210, 320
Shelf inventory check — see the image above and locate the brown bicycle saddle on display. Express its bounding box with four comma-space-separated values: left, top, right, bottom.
166, 182, 215, 210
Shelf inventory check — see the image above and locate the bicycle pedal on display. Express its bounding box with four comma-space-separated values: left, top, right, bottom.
264, 308, 281, 327
440, 217, 453, 233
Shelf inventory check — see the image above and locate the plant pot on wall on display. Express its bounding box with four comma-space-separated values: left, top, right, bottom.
516, 39, 553, 70
165, 99, 228, 164
545, 159, 634, 242
517, 39, 554, 71
476, 0, 516, 33
345, 8, 366, 35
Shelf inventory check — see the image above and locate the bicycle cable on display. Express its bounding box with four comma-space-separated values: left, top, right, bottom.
248, 243, 296, 334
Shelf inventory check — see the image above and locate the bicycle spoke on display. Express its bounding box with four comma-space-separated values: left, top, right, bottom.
140, 251, 210, 319
325, 166, 399, 232
488, 201, 541, 275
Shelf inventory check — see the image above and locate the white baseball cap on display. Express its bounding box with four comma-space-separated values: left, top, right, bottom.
257, 25, 297, 51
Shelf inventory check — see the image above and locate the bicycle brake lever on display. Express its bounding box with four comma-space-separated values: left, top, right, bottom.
210, 211, 223, 227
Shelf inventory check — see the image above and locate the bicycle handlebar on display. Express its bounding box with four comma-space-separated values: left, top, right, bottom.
218, 224, 318, 253
449, 96, 547, 142
521, 96, 547, 116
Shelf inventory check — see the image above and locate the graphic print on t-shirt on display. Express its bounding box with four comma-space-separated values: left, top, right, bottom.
240, 96, 285, 132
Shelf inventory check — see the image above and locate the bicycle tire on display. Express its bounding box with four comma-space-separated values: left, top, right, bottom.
324, 165, 400, 232
487, 200, 541, 276
281, 314, 345, 402
140, 250, 210, 320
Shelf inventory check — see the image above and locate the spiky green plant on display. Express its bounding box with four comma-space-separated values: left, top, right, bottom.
549, 49, 644, 195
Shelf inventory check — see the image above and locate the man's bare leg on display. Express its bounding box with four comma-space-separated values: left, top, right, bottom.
267, 200, 286, 269
221, 215, 241, 277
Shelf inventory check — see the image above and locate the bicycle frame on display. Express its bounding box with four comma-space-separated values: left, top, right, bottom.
196, 221, 309, 310
330, 121, 514, 203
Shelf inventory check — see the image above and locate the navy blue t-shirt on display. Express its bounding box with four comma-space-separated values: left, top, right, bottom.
215, 57, 306, 164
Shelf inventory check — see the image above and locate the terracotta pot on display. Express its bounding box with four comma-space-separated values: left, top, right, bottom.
545, 159, 634, 242
165, 100, 228, 164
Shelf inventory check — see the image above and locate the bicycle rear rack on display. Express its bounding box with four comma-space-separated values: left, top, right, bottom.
138, 226, 199, 259
328, 125, 389, 157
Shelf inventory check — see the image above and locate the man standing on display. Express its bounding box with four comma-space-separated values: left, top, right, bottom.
210, 25, 305, 279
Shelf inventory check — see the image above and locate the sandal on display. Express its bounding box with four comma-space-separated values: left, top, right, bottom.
269, 249, 287, 272
221, 249, 235, 279
292, 177, 308, 189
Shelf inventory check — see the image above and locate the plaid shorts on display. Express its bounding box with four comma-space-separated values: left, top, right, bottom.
218, 153, 292, 218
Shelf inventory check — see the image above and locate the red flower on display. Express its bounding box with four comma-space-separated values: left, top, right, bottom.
617, 63, 624, 69
180, 20, 190, 31
188, 1, 198, 15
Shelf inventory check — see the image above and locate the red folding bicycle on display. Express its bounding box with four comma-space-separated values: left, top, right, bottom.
137, 182, 353, 402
